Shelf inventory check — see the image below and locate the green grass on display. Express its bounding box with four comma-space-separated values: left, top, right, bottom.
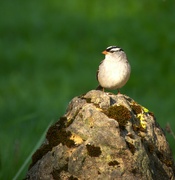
1, 0, 175, 179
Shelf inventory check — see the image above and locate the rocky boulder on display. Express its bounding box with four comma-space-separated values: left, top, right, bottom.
26, 90, 175, 180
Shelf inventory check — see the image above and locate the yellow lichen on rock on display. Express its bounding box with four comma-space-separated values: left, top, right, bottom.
70, 134, 84, 145
137, 114, 147, 130
131, 103, 150, 130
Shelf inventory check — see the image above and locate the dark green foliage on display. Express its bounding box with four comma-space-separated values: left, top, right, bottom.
1, 0, 175, 179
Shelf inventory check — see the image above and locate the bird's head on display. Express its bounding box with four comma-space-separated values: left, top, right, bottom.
102, 46, 124, 55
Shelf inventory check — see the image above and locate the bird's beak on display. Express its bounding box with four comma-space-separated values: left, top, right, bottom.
102, 50, 108, 55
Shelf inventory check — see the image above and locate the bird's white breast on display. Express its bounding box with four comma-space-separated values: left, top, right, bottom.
98, 56, 130, 90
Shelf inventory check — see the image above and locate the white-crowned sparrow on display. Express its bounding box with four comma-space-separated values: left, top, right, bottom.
96, 46, 131, 93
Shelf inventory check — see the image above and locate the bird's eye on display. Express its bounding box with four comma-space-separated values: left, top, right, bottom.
110, 50, 115, 53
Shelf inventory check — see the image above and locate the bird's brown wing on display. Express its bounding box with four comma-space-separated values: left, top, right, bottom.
96, 69, 99, 81
96, 60, 104, 81
96, 60, 104, 90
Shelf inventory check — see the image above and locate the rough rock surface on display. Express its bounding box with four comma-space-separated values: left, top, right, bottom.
26, 90, 175, 180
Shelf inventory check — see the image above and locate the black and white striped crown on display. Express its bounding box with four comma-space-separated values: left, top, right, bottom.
106, 46, 123, 53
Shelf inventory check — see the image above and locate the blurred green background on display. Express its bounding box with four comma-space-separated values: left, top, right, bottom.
1, 0, 175, 179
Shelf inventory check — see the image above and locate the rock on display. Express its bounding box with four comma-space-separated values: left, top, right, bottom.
26, 90, 175, 180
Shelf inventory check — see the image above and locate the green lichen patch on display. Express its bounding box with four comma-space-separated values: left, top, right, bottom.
86, 144, 102, 157
104, 105, 131, 127
108, 160, 119, 166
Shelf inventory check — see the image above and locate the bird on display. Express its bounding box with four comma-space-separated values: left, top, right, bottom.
96, 46, 131, 94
